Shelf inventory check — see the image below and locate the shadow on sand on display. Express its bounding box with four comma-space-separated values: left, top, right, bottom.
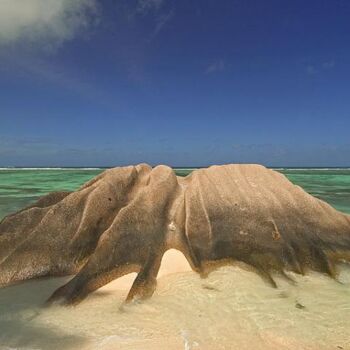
0, 277, 88, 350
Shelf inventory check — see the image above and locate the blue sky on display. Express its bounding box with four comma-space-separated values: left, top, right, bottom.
0, 0, 349, 167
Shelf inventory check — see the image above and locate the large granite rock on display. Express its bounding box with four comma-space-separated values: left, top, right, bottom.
1, 164, 349, 304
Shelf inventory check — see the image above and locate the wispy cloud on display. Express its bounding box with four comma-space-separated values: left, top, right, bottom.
136, 0, 164, 15
130, 0, 174, 40
205, 60, 225, 74
150, 8, 174, 40
306, 64, 317, 76
322, 60, 335, 69
305, 59, 336, 76
0, 0, 99, 51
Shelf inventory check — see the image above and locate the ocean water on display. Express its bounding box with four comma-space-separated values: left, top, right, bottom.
1, 167, 350, 219
0, 167, 350, 349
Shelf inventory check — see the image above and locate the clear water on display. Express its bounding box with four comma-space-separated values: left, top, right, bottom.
0, 168, 350, 349
1, 167, 350, 220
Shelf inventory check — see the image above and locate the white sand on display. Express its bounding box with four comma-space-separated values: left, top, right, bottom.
0, 250, 350, 350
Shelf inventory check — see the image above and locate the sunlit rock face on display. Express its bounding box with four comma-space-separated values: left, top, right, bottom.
0, 163, 349, 305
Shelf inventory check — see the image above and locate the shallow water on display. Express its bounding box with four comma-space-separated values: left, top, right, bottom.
0, 167, 350, 219
1, 258, 350, 350
0, 167, 350, 349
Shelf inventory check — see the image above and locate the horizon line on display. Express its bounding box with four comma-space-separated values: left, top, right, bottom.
1, 165, 350, 170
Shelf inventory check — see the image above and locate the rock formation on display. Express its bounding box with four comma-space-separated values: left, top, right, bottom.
0, 164, 349, 304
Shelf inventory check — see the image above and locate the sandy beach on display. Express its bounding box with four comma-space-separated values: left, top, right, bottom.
1, 168, 350, 349
1, 249, 349, 350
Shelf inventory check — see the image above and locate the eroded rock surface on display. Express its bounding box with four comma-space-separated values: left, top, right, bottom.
1, 164, 349, 304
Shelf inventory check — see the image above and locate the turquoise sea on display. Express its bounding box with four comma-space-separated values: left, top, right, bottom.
0, 167, 350, 220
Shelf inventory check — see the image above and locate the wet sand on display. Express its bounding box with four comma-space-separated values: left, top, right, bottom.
0, 249, 350, 350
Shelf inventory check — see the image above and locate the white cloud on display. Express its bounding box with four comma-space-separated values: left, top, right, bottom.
0, 0, 98, 49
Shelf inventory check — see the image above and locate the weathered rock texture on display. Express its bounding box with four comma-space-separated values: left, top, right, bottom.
1, 164, 349, 304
